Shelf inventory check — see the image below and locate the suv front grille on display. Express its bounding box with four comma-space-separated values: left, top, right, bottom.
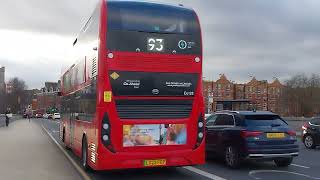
115, 100, 193, 119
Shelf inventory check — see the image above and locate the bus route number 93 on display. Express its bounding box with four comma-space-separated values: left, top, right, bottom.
147, 38, 164, 52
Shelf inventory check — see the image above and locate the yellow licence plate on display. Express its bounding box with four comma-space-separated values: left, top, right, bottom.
267, 133, 285, 139
143, 159, 167, 167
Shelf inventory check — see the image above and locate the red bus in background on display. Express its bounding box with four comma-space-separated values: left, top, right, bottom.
60, 0, 204, 171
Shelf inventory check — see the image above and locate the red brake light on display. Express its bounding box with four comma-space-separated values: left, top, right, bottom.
287, 130, 296, 136
241, 131, 263, 138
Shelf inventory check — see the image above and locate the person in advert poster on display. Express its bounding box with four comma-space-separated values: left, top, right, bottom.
123, 124, 187, 147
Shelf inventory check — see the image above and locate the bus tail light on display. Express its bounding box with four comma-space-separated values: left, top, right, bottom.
194, 114, 205, 149
101, 113, 115, 153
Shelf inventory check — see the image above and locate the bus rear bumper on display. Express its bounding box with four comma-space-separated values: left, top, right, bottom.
91, 143, 205, 170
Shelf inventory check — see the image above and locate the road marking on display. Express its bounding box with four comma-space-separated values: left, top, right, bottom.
52, 130, 60, 133
249, 170, 320, 180
291, 163, 310, 169
183, 166, 227, 180
41, 125, 91, 180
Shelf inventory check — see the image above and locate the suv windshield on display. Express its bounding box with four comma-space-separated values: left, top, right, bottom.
245, 115, 287, 127
107, 1, 199, 34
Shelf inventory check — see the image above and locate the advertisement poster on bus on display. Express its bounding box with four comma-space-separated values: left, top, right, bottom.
123, 124, 187, 147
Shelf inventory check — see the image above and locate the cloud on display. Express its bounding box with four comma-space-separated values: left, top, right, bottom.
1, 0, 320, 88
0, 30, 73, 88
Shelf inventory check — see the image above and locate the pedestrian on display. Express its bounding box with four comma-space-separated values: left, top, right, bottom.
5, 110, 10, 127
26, 109, 32, 123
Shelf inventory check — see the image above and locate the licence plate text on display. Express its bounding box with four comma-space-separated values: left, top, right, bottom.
267, 133, 285, 139
143, 159, 167, 167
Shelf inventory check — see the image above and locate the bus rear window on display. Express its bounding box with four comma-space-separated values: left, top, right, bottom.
107, 1, 200, 34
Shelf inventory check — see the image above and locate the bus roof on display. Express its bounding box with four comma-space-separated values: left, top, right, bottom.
107, 0, 194, 12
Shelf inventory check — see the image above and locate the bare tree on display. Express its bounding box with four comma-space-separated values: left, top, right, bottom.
5, 77, 28, 113
282, 74, 320, 117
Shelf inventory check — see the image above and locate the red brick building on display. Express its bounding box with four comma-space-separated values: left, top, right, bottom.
204, 74, 284, 114
268, 79, 283, 113
36, 82, 61, 113
211, 74, 234, 111
245, 77, 268, 111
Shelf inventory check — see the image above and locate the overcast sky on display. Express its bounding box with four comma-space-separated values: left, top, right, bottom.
1, 0, 320, 89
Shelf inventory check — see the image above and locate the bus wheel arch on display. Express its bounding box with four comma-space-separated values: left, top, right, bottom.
62, 128, 65, 142
81, 134, 91, 171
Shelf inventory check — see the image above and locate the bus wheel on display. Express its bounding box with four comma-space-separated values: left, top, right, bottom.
62, 128, 70, 150
82, 137, 90, 171
62, 128, 65, 142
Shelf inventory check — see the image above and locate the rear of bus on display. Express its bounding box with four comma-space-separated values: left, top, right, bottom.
95, 0, 204, 170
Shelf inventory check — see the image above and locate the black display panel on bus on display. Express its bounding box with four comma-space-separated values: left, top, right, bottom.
109, 71, 198, 96
106, 1, 201, 55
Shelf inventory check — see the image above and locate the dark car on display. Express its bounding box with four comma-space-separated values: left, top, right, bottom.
205, 111, 299, 168
35, 113, 43, 118
302, 118, 320, 149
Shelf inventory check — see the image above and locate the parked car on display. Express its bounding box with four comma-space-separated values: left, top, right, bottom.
205, 114, 212, 119
35, 113, 43, 118
302, 118, 320, 149
206, 111, 299, 168
52, 113, 61, 120
48, 114, 53, 119
43, 113, 49, 119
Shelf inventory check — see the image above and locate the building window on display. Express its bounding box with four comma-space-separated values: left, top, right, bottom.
226, 84, 231, 91
217, 84, 221, 90
257, 87, 261, 94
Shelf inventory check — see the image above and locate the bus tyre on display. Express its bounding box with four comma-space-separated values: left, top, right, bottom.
225, 145, 240, 169
82, 137, 90, 171
62, 129, 70, 150
62, 128, 65, 142
274, 157, 293, 167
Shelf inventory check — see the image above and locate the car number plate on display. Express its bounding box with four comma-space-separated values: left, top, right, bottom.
267, 133, 285, 139
143, 159, 166, 167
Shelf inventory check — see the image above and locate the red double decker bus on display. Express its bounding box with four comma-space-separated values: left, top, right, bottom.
60, 0, 204, 170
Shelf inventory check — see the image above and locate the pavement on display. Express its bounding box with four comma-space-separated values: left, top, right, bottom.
39, 118, 320, 180
0, 118, 82, 180
0, 114, 21, 127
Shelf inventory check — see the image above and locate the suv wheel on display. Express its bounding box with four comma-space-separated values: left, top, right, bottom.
304, 135, 316, 149
225, 145, 240, 168
274, 157, 293, 167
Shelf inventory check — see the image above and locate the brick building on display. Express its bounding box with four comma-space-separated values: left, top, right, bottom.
36, 82, 61, 113
204, 74, 284, 114
267, 79, 283, 113
211, 74, 235, 111
245, 77, 268, 111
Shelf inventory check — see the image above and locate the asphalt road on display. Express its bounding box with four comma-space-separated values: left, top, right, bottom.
39, 118, 320, 180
